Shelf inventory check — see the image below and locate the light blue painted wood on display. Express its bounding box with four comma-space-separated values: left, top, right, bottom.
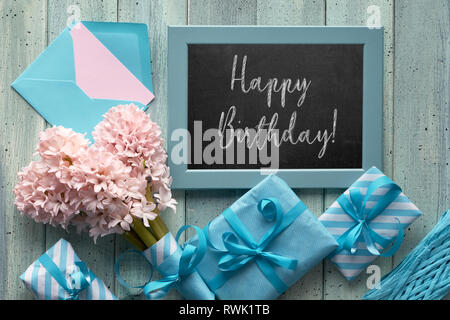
323, 0, 395, 300
0, 0, 449, 300
393, 0, 449, 276
168, 26, 384, 189
0, 0, 48, 300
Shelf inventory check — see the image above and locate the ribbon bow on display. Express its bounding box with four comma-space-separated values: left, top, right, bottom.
335, 175, 404, 257
143, 225, 207, 299
206, 198, 305, 294
115, 225, 207, 300
38, 254, 95, 300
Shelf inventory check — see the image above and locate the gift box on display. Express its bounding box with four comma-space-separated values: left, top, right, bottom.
141, 229, 215, 300
318, 166, 422, 281
20, 238, 117, 300
188, 174, 338, 300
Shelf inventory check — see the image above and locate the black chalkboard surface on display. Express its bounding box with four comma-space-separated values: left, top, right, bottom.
187, 44, 363, 170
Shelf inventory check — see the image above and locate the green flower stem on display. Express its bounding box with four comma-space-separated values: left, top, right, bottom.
131, 217, 157, 248
122, 230, 147, 251
149, 214, 169, 240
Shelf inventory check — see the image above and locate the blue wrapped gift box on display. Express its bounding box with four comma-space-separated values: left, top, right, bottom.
142, 231, 215, 300
189, 174, 338, 300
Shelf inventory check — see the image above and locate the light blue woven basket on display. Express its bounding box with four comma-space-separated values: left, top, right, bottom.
363, 210, 450, 300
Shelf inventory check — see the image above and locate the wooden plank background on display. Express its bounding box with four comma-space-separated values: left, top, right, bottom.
0, 0, 448, 300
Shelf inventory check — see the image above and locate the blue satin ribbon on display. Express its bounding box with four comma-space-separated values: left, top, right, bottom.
143, 225, 207, 299
114, 249, 153, 292
205, 198, 305, 294
38, 253, 95, 300
333, 176, 404, 257
115, 226, 207, 300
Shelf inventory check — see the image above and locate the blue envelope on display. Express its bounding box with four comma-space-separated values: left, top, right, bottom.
11, 21, 155, 140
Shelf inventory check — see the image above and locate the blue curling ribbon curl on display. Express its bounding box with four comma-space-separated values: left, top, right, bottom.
38, 254, 96, 300
204, 198, 305, 294
332, 175, 405, 257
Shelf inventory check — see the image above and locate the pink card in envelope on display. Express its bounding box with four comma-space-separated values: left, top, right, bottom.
12, 21, 154, 140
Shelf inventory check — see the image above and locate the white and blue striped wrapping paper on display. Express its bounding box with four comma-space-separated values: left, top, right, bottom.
318, 167, 422, 281
20, 238, 117, 300
142, 232, 215, 300
142, 232, 179, 268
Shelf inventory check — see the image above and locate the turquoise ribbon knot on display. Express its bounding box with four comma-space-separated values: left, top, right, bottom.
218, 232, 297, 271
38, 253, 95, 300
217, 198, 298, 272
334, 175, 405, 257
206, 197, 305, 294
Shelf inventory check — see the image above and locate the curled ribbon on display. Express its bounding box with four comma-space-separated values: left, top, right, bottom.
334, 175, 404, 257
38, 253, 95, 300
114, 249, 153, 293
205, 198, 305, 294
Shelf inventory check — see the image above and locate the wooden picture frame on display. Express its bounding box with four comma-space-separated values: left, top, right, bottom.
168, 26, 383, 189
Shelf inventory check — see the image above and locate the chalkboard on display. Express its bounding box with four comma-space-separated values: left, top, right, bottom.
168, 26, 383, 189
187, 44, 363, 170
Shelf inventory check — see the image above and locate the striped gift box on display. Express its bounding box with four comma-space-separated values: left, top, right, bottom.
141, 232, 215, 300
20, 239, 116, 300
142, 232, 179, 268
319, 167, 422, 281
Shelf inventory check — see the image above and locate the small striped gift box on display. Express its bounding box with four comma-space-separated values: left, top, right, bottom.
20, 238, 117, 300
319, 166, 422, 281
142, 232, 215, 300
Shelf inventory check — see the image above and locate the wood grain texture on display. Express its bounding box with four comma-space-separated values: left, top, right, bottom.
0, 0, 449, 300
256, 0, 326, 300
257, 0, 325, 25
115, 0, 187, 300
0, 0, 47, 300
393, 0, 449, 266
324, 0, 395, 300
188, 0, 256, 25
